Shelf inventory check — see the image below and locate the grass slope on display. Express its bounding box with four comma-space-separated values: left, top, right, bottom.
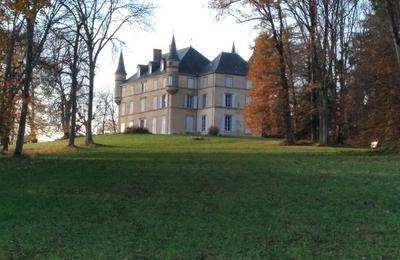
1, 135, 400, 259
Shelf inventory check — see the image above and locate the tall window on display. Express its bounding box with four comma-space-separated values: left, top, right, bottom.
186, 95, 196, 108
161, 95, 167, 108
245, 96, 251, 105
246, 80, 252, 89
130, 86, 135, 95
167, 75, 173, 85
139, 118, 146, 128
202, 94, 208, 108
141, 81, 146, 93
121, 87, 126, 97
153, 96, 158, 110
224, 115, 232, 132
225, 77, 233, 87
203, 77, 208, 88
120, 123, 126, 133
129, 101, 134, 114
153, 80, 158, 90
121, 103, 126, 115
225, 94, 232, 108
187, 78, 195, 88
140, 98, 146, 112
201, 115, 207, 132
152, 117, 157, 133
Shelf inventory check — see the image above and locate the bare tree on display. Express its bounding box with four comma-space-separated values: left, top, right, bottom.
69, 0, 153, 145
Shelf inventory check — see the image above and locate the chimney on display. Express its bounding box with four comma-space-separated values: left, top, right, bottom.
153, 49, 162, 62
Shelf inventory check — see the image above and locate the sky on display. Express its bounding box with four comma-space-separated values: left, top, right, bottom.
95, 0, 258, 92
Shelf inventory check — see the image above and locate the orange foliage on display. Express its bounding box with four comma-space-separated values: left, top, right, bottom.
245, 33, 284, 137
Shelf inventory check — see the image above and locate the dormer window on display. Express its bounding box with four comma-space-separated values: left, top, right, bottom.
137, 65, 142, 77
148, 63, 153, 74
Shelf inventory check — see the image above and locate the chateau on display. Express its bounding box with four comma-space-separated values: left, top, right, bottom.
114, 36, 252, 135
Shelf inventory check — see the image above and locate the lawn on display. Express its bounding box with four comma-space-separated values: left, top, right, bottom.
1, 134, 399, 259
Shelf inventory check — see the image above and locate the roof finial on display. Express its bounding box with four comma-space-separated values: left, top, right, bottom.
115, 51, 127, 75
167, 33, 179, 61
232, 42, 237, 54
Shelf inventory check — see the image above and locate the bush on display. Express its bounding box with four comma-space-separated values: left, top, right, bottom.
125, 126, 150, 134
208, 126, 219, 136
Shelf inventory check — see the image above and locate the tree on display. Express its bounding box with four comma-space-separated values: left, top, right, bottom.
346, 5, 400, 149
210, 0, 295, 143
71, 0, 153, 145
11, 0, 62, 156
246, 33, 284, 137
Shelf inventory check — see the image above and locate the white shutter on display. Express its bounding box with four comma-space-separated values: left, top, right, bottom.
232, 95, 236, 108
184, 95, 188, 108
205, 115, 209, 131
222, 94, 226, 107
144, 119, 147, 128
159, 96, 162, 108
194, 96, 198, 109
232, 116, 236, 132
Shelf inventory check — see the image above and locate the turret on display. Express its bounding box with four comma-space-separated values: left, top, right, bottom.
114, 51, 127, 105
231, 42, 237, 54
165, 35, 180, 95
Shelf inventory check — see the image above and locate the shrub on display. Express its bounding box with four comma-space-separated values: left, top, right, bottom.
125, 126, 150, 134
208, 126, 219, 136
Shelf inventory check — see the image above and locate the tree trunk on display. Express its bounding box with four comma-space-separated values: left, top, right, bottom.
86, 61, 95, 145
69, 25, 81, 147
14, 17, 35, 157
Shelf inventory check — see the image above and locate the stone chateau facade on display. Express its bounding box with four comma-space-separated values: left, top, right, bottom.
114, 35, 252, 135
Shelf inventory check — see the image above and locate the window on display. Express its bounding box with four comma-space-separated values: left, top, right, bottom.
163, 77, 168, 87
245, 96, 251, 105
153, 80, 158, 90
202, 94, 208, 108
203, 77, 208, 88
140, 98, 146, 112
121, 87, 126, 97
225, 77, 233, 87
129, 101, 134, 114
161, 116, 167, 134
120, 123, 126, 133
246, 80, 252, 89
141, 81, 146, 93
185, 95, 197, 108
148, 63, 152, 74
187, 78, 195, 89
152, 117, 157, 133
139, 118, 146, 128
153, 96, 158, 110
224, 115, 232, 132
120, 103, 126, 115
167, 75, 173, 85
225, 94, 232, 108
162, 95, 167, 108
128, 121, 134, 128
130, 86, 135, 95
201, 115, 207, 132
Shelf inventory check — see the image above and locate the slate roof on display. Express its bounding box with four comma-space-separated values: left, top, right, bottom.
124, 47, 248, 83
202, 52, 248, 76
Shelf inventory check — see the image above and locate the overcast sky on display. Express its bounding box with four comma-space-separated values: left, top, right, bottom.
95, 0, 258, 92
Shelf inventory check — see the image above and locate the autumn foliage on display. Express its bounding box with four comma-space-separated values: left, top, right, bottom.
246, 33, 284, 137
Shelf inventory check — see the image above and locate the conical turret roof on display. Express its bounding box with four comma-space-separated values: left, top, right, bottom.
167, 35, 180, 61
231, 42, 237, 54
115, 52, 127, 75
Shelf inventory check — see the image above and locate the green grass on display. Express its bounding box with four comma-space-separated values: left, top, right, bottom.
1, 134, 400, 259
